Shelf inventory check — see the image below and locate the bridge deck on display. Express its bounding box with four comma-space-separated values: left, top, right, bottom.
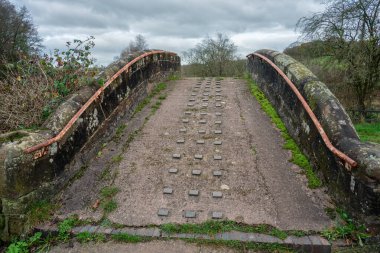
56, 78, 332, 231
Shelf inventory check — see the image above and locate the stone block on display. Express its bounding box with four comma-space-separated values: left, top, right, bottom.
192, 169, 202, 175
194, 154, 203, 159
163, 187, 173, 194
158, 208, 169, 216
212, 191, 223, 198
189, 190, 199, 196
184, 211, 197, 218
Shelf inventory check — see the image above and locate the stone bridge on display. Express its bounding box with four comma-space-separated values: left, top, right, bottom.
0, 49, 379, 251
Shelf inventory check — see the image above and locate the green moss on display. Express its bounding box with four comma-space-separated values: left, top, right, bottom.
246, 76, 322, 189
101, 199, 117, 214
0, 131, 28, 144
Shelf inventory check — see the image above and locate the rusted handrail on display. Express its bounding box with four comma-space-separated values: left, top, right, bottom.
25, 50, 176, 154
248, 52, 357, 169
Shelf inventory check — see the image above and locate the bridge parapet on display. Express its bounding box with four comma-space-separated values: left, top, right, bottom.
247, 49, 380, 222
0, 50, 180, 239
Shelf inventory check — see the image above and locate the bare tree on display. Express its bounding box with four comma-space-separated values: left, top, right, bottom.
0, 0, 42, 68
120, 34, 148, 59
183, 33, 238, 77
297, 0, 380, 112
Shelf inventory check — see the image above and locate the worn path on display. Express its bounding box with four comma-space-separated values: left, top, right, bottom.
57, 77, 332, 231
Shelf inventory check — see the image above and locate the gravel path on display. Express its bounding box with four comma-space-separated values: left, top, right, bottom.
100, 77, 333, 231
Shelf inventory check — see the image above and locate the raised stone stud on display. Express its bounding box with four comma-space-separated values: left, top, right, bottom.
192, 169, 202, 175
188, 190, 199, 196
182, 119, 189, 123
196, 140, 205, 144
163, 187, 173, 194
214, 130, 222, 134
212, 211, 223, 219
158, 208, 169, 216
177, 139, 185, 144
198, 130, 206, 134
194, 154, 203, 160
199, 120, 207, 124
185, 111, 192, 115
179, 128, 187, 133
216, 103, 222, 107
214, 155, 222, 160
215, 112, 222, 116
213, 170, 222, 176
215, 121, 222, 124
213, 140, 222, 145
168, 168, 178, 174
172, 154, 181, 159
187, 103, 194, 107
185, 210, 197, 218
200, 112, 208, 116
212, 191, 223, 198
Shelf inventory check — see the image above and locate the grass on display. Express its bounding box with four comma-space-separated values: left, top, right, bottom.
354, 122, 380, 143
133, 82, 167, 115
111, 154, 123, 163
76, 232, 106, 243
321, 209, 369, 245
111, 233, 147, 243
100, 186, 119, 198
27, 200, 56, 226
160, 220, 302, 240
245, 75, 322, 189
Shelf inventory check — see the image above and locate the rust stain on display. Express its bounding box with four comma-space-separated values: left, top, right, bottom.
248, 53, 357, 169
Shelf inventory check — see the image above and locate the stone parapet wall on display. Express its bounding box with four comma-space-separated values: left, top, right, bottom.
247, 49, 380, 222
0, 50, 180, 239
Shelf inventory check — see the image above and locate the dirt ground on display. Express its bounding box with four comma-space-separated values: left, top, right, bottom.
56, 77, 332, 231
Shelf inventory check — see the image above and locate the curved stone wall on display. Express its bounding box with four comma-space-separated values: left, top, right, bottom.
0, 50, 180, 239
247, 49, 380, 222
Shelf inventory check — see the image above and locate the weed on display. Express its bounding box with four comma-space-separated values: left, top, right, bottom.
99, 165, 112, 181
27, 200, 55, 226
100, 186, 119, 198
97, 151, 102, 158
158, 94, 167, 100
321, 209, 369, 245
269, 228, 288, 240
161, 221, 275, 236
168, 74, 180, 81
246, 76, 322, 189
111, 233, 146, 243
76, 232, 106, 243
115, 124, 127, 139
101, 199, 117, 214
6, 232, 42, 253
111, 154, 123, 163
58, 217, 78, 241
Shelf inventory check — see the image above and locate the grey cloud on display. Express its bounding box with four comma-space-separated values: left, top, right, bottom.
11, 0, 324, 65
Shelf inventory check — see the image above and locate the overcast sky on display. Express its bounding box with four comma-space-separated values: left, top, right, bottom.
10, 0, 324, 66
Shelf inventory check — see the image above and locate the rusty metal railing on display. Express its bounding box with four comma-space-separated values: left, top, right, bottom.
25, 50, 177, 155
248, 52, 357, 169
